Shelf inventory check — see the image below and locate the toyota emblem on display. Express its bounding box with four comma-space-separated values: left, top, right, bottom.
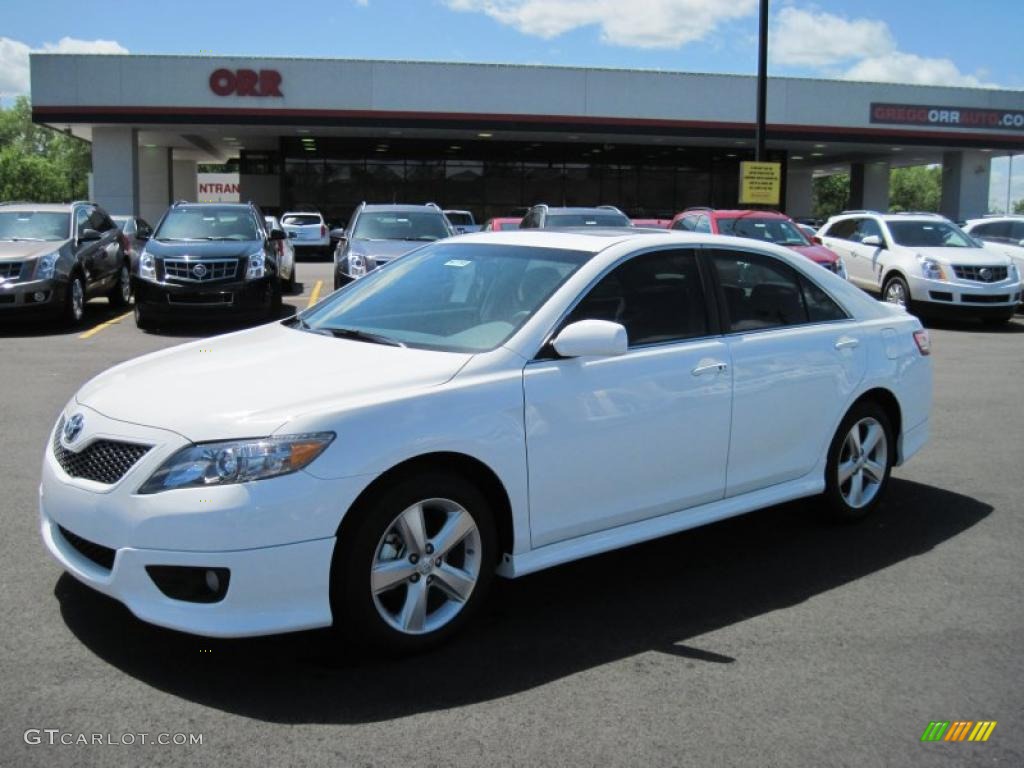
979, 267, 992, 281
192, 263, 208, 278
63, 413, 85, 444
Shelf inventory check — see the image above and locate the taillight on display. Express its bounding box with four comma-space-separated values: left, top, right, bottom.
913, 329, 931, 356
118, 233, 129, 251
321, 224, 326, 238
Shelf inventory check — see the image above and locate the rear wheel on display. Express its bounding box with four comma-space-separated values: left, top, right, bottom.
821, 401, 894, 521
107, 264, 131, 308
332, 471, 496, 653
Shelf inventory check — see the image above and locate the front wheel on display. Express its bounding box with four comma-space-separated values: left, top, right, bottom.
62, 274, 86, 326
882, 275, 912, 313
332, 471, 496, 653
107, 264, 132, 308
134, 302, 155, 331
981, 313, 1014, 327
821, 402, 894, 521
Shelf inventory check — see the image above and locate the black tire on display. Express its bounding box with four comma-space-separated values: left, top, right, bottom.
107, 264, 132, 308
134, 302, 155, 331
267, 278, 283, 317
821, 400, 895, 522
881, 275, 913, 314
63, 273, 86, 326
331, 470, 497, 653
286, 267, 298, 294
981, 313, 1013, 327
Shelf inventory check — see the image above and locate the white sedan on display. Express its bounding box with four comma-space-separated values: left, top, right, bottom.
39, 230, 932, 651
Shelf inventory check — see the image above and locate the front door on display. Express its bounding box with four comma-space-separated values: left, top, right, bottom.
524, 247, 732, 547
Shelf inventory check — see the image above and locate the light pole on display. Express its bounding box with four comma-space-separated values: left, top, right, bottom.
755, 0, 769, 161
1007, 154, 1015, 214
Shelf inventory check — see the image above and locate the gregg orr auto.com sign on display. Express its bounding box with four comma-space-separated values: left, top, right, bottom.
871, 102, 1024, 131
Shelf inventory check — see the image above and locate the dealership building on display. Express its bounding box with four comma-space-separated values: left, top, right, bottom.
28, 54, 1024, 226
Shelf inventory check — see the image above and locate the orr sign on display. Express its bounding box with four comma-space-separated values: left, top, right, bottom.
209, 68, 283, 98
871, 102, 1024, 132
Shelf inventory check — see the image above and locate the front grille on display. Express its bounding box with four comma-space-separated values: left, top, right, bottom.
163, 258, 238, 282
822, 261, 841, 274
953, 265, 1007, 283
58, 525, 116, 570
52, 416, 151, 485
0, 261, 23, 280
167, 293, 233, 306
961, 294, 1010, 304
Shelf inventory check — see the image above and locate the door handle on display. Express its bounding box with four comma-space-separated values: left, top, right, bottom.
834, 337, 860, 351
692, 360, 729, 376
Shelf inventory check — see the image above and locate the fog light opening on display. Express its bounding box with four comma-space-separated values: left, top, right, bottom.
145, 565, 230, 603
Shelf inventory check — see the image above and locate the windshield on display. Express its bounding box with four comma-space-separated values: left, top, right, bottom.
299, 243, 591, 352
545, 213, 631, 227
282, 214, 321, 226
717, 217, 809, 246
353, 211, 451, 241
0, 211, 70, 242
887, 220, 976, 248
446, 212, 473, 226
155, 208, 259, 241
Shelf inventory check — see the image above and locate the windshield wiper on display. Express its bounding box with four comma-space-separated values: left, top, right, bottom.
9, 237, 47, 242
315, 327, 405, 347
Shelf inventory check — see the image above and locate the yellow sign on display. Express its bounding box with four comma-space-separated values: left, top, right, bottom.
738, 161, 782, 206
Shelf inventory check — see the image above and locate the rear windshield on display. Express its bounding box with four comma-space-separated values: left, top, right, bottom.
498, 221, 521, 231
446, 212, 473, 226
545, 213, 631, 227
0, 211, 70, 242
887, 221, 975, 248
282, 214, 322, 226
717, 217, 809, 246
353, 211, 451, 241
155, 208, 259, 242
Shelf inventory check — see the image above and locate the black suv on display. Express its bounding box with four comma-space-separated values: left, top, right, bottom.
333, 202, 454, 289
132, 202, 285, 329
0, 201, 131, 325
519, 204, 631, 229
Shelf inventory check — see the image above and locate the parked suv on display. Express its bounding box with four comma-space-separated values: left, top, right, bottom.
334, 202, 455, 289
132, 202, 285, 329
670, 208, 845, 276
962, 216, 1024, 289
0, 201, 131, 325
819, 211, 1021, 324
519, 205, 631, 229
280, 211, 330, 257
443, 209, 481, 233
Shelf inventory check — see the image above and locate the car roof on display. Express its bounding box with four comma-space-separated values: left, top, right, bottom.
542, 206, 627, 215
706, 209, 790, 219
0, 203, 74, 213
361, 204, 446, 213
176, 202, 251, 210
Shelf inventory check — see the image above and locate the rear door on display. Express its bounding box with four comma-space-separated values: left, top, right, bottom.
524, 246, 732, 546
709, 247, 867, 496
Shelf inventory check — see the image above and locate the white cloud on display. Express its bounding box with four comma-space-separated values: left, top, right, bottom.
0, 36, 127, 98
444, 0, 758, 49
771, 7, 992, 87
772, 7, 893, 68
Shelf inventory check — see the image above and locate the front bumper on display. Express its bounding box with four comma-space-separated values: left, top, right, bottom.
908, 274, 1021, 311
132, 275, 273, 315
39, 405, 374, 637
0, 277, 64, 312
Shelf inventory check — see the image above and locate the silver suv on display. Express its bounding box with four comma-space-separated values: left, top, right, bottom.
962, 216, 1024, 286
0, 201, 131, 325
818, 211, 1021, 325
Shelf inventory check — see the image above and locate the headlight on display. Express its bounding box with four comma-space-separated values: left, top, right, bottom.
1009, 263, 1020, 282
246, 251, 266, 279
138, 251, 157, 282
918, 256, 947, 281
138, 432, 335, 494
835, 257, 848, 279
348, 252, 367, 277
35, 251, 60, 280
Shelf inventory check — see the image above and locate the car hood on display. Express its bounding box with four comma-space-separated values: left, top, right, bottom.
350, 238, 428, 263
144, 239, 262, 260
0, 240, 66, 260
910, 246, 1012, 266
75, 322, 472, 442
788, 243, 839, 264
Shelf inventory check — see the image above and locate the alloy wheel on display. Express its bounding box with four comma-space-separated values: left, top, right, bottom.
370, 498, 482, 635
884, 280, 907, 308
837, 416, 888, 509
71, 279, 84, 321
119, 266, 131, 303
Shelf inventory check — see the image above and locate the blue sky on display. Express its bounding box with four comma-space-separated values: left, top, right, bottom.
1, 0, 1021, 207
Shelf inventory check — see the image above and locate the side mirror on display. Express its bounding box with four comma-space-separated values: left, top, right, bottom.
79, 228, 102, 242
329, 228, 346, 240
1018, 239, 1024, 248
270, 228, 286, 241
861, 234, 884, 248
811, 235, 823, 245
552, 320, 628, 358
137, 228, 151, 241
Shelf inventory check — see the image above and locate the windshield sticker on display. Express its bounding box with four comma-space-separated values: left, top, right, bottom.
444, 259, 472, 268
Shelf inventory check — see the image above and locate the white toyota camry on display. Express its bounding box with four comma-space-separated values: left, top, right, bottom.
40, 230, 932, 651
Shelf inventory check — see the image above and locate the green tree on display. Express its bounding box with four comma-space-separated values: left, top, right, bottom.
813, 173, 849, 220
889, 165, 941, 212
0, 96, 90, 202
1014, 199, 1024, 214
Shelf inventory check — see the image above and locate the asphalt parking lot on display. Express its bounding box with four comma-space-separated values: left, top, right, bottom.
1, 259, 1022, 768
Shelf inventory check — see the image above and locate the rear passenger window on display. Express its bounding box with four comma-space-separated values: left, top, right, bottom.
694, 216, 711, 233
801, 277, 848, 323
565, 249, 708, 347
711, 250, 808, 331
825, 219, 857, 241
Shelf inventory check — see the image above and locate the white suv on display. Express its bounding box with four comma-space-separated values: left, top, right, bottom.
280, 211, 330, 256
962, 216, 1024, 283
819, 212, 1021, 325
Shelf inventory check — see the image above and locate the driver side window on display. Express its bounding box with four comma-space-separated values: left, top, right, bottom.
75, 207, 90, 237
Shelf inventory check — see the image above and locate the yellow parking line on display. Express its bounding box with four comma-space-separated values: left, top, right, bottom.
307, 280, 323, 308
79, 311, 133, 340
